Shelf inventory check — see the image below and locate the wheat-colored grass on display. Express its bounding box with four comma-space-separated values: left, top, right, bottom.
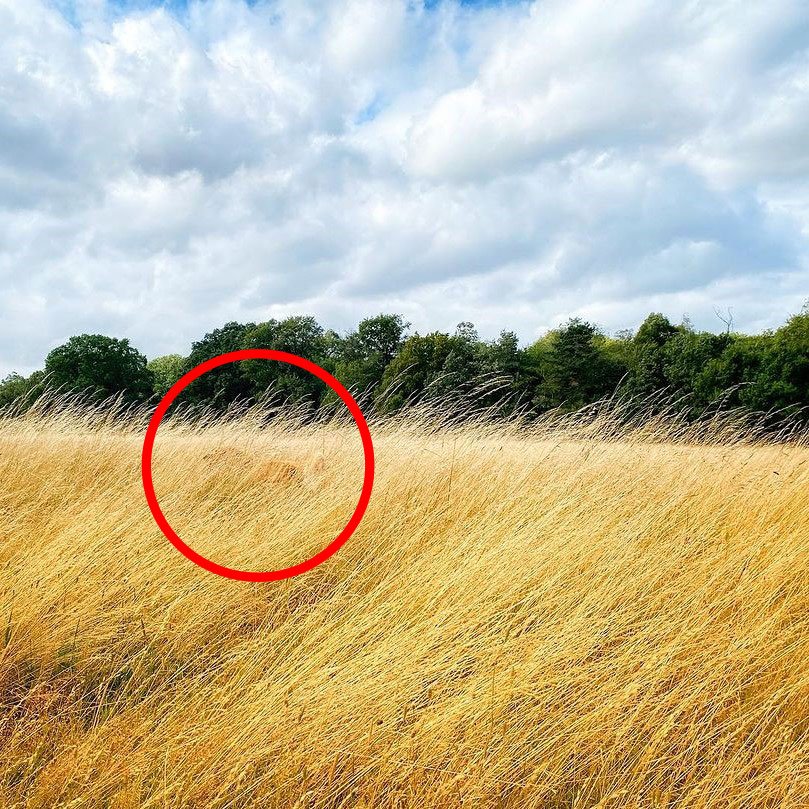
0, 406, 808, 808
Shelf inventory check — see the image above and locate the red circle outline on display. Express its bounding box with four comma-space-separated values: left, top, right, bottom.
141, 349, 375, 582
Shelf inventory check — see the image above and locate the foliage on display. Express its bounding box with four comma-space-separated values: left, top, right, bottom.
6, 304, 809, 423
148, 354, 186, 398
334, 314, 409, 401
375, 324, 483, 412
528, 318, 625, 410
626, 313, 681, 396
0, 370, 44, 408
183, 322, 256, 407
43, 334, 152, 403
242, 316, 331, 407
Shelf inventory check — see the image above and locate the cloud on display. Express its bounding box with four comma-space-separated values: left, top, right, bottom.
0, 0, 807, 375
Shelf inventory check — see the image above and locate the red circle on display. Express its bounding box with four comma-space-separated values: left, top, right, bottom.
141, 349, 375, 582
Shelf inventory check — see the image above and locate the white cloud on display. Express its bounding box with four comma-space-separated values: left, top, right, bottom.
0, 0, 808, 375
326, 0, 407, 74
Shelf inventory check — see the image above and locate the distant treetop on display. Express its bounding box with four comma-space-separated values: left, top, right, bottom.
3, 306, 808, 424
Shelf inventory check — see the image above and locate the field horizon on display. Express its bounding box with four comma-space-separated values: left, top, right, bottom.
1, 407, 808, 807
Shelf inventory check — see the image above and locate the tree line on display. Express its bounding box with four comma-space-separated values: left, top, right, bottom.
2, 307, 808, 422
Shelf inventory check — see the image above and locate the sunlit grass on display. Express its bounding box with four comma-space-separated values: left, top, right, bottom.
1, 402, 808, 807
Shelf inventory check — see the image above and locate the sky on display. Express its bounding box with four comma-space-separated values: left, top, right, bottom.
1, 0, 808, 374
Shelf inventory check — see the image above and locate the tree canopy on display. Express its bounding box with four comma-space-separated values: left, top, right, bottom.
3, 306, 809, 426
43, 334, 153, 403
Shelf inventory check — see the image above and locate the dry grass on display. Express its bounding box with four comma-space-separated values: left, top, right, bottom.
1, 407, 808, 808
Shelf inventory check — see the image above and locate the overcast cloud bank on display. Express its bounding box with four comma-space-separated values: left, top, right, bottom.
1, 0, 808, 374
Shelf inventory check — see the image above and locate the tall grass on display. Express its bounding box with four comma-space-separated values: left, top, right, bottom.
0, 402, 807, 807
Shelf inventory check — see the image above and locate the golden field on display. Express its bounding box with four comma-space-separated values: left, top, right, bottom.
1, 407, 808, 808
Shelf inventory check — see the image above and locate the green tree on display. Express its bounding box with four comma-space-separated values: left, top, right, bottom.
736, 306, 809, 416
485, 331, 521, 377
242, 316, 330, 405
769, 306, 809, 406
0, 374, 29, 407
44, 334, 153, 403
628, 313, 681, 395
661, 328, 732, 413
183, 322, 255, 407
475, 330, 533, 414
148, 354, 185, 398
7, 306, 809, 424
375, 323, 485, 413
335, 314, 409, 400
376, 332, 454, 412
0, 371, 45, 408
531, 319, 624, 410
441, 322, 485, 396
